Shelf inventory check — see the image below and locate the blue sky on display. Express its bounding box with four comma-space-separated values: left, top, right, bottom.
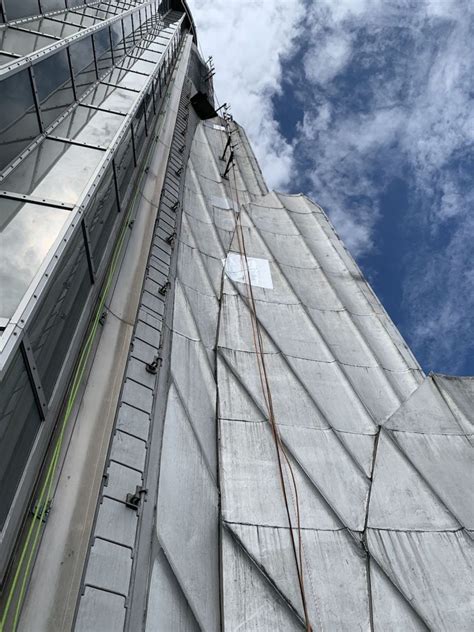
190, 0, 474, 376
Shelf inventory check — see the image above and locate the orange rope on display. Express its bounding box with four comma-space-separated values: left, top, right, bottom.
222, 116, 312, 631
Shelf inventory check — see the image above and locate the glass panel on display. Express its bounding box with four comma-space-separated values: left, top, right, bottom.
133, 101, 146, 159
145, 84, 154, 120
93, 27, 111, 59
39, 0, 67, 12
122, 14, 134, 50
114, 128, 134, 202
81, 7, 108, 19
114, 1, 134, 8
53, 104, 123, 146
4, 0, 40, 21
139, 7, 147, 32
110, 20, 125, 60
136, 49, 161, 64
59, 11, 97, 27
83, 82, 137, 113
94, 28, 113, 74
153, 73, 161, 104
117, 54, 145, 74
34, 48, 75, 128
0, 199, 69, 318
66, 0, 86, 6
141, 42, 166, 54
158, 0, 168, 16
100, 2, 121, 16
86, 162, 119, 268
131, 12, 141, 38
0, 351, 42, 530
107, 67, 147, 92
0, 27, 56, 57
0, 53, 17, 68
0, 69, 40, 172
30, 229, 92, 402
24, 17, 81, 38
126, 58, 156, 76
69, 35, 96, 97
1, 139, 103, 204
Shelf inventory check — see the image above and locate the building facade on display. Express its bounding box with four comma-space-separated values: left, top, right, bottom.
0, 1, 472, 631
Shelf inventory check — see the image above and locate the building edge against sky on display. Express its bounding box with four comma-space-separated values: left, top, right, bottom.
0, 1, 472, 631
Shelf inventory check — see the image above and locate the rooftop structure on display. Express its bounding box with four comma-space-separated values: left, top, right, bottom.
0, 1, 472, 631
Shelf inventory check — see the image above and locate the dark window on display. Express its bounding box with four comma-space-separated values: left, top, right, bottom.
0, 351, 42, 530
0, 69, 40, 172
34, 48, 75, 127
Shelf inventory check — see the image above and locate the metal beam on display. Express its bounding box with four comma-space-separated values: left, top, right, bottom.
0, 189, 74, 210
81, 218, 96, 284
46, 134, 108, 150
21, 335, 48, 421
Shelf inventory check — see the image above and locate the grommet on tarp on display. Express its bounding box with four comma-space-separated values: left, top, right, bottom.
125, 486, 147, 510
146, 355, 161, 374
159, 281, 170, 296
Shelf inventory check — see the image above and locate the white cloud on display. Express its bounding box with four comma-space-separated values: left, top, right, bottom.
188, 0, 474, 371
304, 33, 353, 86
189, 0, 304, 189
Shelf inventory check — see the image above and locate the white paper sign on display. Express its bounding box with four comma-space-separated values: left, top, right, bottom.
212, 124, 226, 131
224, 253, 273, 289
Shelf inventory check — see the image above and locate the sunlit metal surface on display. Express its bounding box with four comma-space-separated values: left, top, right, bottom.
52, 105, 125, 146
1, 139, 104, 203
0, 200, 69, 318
